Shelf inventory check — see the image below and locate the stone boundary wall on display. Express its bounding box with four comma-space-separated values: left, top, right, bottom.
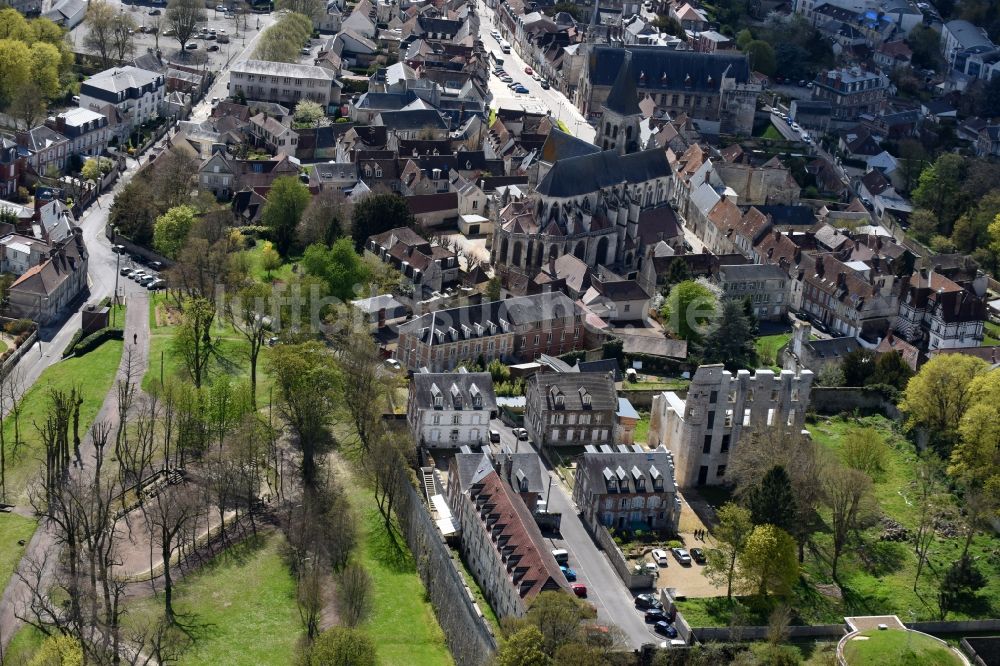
395, 478, 499, 666
0, 329, 38, 381
589, 520, 656, 590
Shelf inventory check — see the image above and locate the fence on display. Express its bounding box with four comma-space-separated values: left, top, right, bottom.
590, 520, 656, 590
394, 476, 499, 666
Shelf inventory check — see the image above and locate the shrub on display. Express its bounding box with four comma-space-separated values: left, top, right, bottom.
63, 327, 124, 357
4, 319, 35, 335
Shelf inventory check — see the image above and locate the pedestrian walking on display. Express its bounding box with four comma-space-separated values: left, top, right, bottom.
133, 333, 138, 345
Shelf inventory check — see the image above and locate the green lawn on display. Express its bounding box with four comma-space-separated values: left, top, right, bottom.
0, 512, 36, 605
244, 240, 297, 284
678, 416, 1000, 626
982, 321, 1000, 346
761, 124, 783, 140
145, 295, 274, 398
352, 505, 452, 666
0, 338, 8, 354
3, 626, 47, 664
1, 339, 125, 505
843, 629, 962, 666
633, 412, 650, 444
622, 379, 690, 392
123, 533, 302, 666
755, 332, 791, 372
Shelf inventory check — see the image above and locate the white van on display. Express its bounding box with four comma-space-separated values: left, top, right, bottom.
499, 39, 511, 54
551, 549, 569, 565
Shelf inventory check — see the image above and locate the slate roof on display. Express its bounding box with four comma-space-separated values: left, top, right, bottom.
604, 52, 641, 116
536, 147, 671, 198
592, 278, 649, 301
530, 372, 618, 412
411, 371, 498, 412
753, 205, 816, 227
399, 292, 579, 346
376, 109, 449, 131
636, 205, 682, 248
10, 233, 86, 296
576, 445, 677, 496
577, 358, 623, 381
587, 46, 750, 93
538, 128, 601, 163
718, 263, 787, 282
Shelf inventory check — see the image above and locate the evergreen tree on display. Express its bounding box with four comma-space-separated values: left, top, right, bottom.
745, 465, 797, 533
702, 299, 758, 372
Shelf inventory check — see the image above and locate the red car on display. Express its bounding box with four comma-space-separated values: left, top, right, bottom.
572, 584, 587, 598
524, 66, 533, 75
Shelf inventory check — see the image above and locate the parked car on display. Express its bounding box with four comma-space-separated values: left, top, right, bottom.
672, 548, 692, 565
540, 80, 550, 89
514, 428, 529, 441
147, 278, 167, 290
501, 76, 513, 83
551, 549, 569, 565
655, 621, 678, 638
208, 45, 220, 51
652, 548, 669, 566
120, 267, 134, 276
571, 584, 587, 598
644, 562, 658, 574
690, 548, 706, 564
634, 593, 662, 610
514, 86, 529, 94
489, 429, 501, 443
138, 275, 157, 286
185, 42, 197, 49
790, 122, 801, 132
148, 8, 161, 14
524, 66, 533, 74
216, 3, 225, 9
560, 566, 577, 582
148, 261, 163, 270
644, 609, 667, 623
490, 29, 500, 39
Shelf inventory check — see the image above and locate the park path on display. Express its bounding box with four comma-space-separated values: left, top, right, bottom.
0, 291, 151, 654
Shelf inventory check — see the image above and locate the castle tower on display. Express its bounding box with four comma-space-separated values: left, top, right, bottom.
596, 52, 642, 155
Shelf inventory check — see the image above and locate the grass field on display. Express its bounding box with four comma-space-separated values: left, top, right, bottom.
0, 512, 37, 605
3, 626, 47, 665
244, 241, 297, 285
761, 124, 783, 140
982, 321, 1000, 346
145, 295, 274, 398
451, 547, 501, 637
352, 504, 452, 666
124, 533, 302, 666
678, 416, 1000, 626
755, 332, 791, 372
1, 339, 125, 505
633, 411, 650, 443
842, 629, 962, 666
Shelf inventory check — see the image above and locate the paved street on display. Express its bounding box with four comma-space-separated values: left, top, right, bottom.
488, 419, 660, 648
476, 6, 596, 143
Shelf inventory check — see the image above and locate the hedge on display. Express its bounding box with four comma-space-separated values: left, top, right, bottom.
63, 327, 124, 358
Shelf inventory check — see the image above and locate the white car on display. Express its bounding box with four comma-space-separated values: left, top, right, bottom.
652, 548, 669, 566
491, 29, 500, 39
790, 122, 801, 132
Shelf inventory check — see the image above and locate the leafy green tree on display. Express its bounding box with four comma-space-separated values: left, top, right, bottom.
350, 192, 415, 252
497, 626, 551, 666
702, 299, 758, 372
309, 627, 377, 666
869, 350, 913, 391
840, 348, 875, 386
524, 591, 593, 656
738, 524, 798, 597
745, 465, 796, 533
900, 354, 989, 452
267, 341, 339, 485
951, 190, 1000, 254
259, 240, 282, 280
912, 153, 967, 235
294, 99, 324, 127
153, 204, 197, 258
29, 633, 83, 666
745, 40, 776, 76
704, 502, 754, 599
736, 28, 753, 49
662, 279, 717, 342
937, 556, 987, 620
663, 257, 690, 288
172, 296, 215, 389
0, 38, 32, 109
486, 276, 502, 300
262, 176, 311, 256
908, 25, 943, 70
301, 239, 371, 301
109, 178, 158, 245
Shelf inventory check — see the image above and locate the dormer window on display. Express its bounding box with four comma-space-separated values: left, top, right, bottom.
364, 164, 372, 177
375, 165, 383, 177
579, 388, 592, 408
470, 383, 482, 409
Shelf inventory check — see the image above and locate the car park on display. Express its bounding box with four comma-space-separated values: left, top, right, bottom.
672, 548, 692, 565
634, 593, 662, 610
644, 562, 658, 574
571, 584, 587, 598
655, 621, 678, 637
139, 275, 157, 286
690, 548, 706, 564
208, 44, 220, 51
560, 566, 577, 581
652, 548, 669, 565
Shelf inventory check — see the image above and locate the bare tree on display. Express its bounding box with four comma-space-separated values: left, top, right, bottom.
146, 485, 203, 623
111, 12, 138, 64
148, 18, 162, 50
333, 318, 397, 455
337, 563, 372, 627
83, 0, 120, 68
173, 297, 216, 389
166, 0, 207, 51
364, 433, 409, 548
913, 451, 945, 591
296, 563, 324, 640
822, 460, 877, 582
